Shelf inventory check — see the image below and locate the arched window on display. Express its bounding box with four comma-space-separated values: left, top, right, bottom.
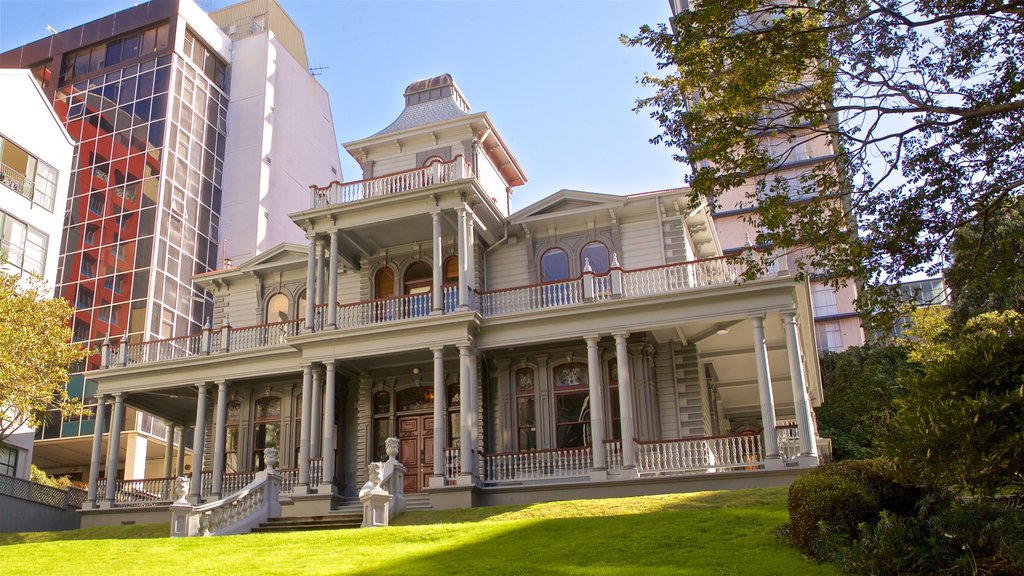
515, 368, 537, 450
375, 267, 395, 299
443, 256, 459, 285
266, 293, 290, 323
540, 248, 570, 283
403, 261, 432, 295
552, 362, 590, 448
581, 242, 610, 274
252, 396, 281, 471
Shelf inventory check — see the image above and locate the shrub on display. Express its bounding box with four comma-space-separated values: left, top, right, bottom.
834, 494, 1024, 575
787, 459, 923, 557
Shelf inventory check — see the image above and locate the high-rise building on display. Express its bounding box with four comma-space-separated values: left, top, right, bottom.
666, 1, 865, 353
0, 0, 341, 480
0, 68, 75, 480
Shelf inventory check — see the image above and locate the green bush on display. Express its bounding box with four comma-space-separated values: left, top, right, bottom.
787, 459, 923, 557
833, 494, 1024, 575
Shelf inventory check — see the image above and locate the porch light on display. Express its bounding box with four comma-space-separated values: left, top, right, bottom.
716, 328, 730, 335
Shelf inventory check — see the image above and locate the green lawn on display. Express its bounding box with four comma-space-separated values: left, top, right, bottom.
0, 487, 837, 575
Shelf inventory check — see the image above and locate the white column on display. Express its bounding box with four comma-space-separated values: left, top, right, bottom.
328, 230, 339, 328
613, 333, 636, 469
174, 425, 186, 476
432, 346, 446, 479
469, 350, 479, 453
458, 345, 473, 477
752, 315, 781, 462
211, 380, 229, 499
311, 367, 323, 458
457, 207, 468, 309
305, 235, 316, 331
316, 238, 327, 308
431, 211, 443, 313
585, 336, 607, 470
783, 311, 819, 461
162, 420, 174, 479
190, 383, 209, 501
466, 211, 476, 310
298, 364, 313, 489
322, 360, 336, 489
104, 392, 126, 505
86, 394, 107, 508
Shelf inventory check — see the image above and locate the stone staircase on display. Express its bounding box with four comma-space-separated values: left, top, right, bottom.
251, 492, 432, 533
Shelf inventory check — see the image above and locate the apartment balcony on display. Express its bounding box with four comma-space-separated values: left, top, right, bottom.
309, 155, 473, 210
100, 255, 782, 369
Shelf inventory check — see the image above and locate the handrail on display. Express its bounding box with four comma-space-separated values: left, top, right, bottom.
359, 437, 406, 527
169, 448, 283, 538
310, 155, 468, 193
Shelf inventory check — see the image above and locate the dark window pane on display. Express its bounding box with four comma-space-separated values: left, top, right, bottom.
105, 40, 123, 68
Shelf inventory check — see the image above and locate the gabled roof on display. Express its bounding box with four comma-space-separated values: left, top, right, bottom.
194, 242, 307, 286
511, 189, 625, 221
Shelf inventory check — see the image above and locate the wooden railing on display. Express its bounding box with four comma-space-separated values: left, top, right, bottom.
309, 457, 323, 486
480, 446, 592, 484
604, 439, 623, 472
336, 293, 432, 328
103, 254, 783, 368
310, 156, 472, 208
444, 448, 461, 480
95, 476, 176, 507
635, 434, 763, 474
776, 424, 800, 462
478, 278, 583, 316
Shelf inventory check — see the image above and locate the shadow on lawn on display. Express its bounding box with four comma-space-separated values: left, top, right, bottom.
347, 504, 805, 576
0, 523, 168, 546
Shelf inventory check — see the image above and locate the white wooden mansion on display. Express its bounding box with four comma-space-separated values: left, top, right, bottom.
82, 75, 825, 527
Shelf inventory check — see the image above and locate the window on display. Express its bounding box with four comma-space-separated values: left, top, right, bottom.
32, 161, 58, 212
375, 267, 395, 299
811, 285, 839, 317
515, 368, 537, 451
266, 292, 289, 323
81, 254, 96, 278
608, 359, 622, 440
581, 242, 610, 274
540, 248, 569, 283
88, 193, 105, 215
76, 286, 94, 308
552, 363, 590, 448
0, 211, 48, 275
815, 321, 844, 352
0, 445, 17, 477
225, 400, 241, 473
372, 390, 391, 461
403, 261, 432, 295
252, 396, 281, 471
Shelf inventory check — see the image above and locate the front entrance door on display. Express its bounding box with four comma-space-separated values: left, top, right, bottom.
397, 414, 433, 493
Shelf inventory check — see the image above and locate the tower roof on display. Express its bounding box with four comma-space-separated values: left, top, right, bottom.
375, 73, 471, 136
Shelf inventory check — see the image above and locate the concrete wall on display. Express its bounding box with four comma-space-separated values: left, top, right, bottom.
0, 494, 81, 533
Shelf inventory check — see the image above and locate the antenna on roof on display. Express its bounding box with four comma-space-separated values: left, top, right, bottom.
45, 25, 58, 35
309, 65, 329, 78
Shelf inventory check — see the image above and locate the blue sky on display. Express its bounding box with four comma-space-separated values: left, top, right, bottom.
0, 0, 687, 211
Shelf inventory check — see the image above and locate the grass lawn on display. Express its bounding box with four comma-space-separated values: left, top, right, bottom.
0, 486, 836, 575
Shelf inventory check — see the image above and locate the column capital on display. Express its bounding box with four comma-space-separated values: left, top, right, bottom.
584, 334, 601, 346
431, 346, 445, 356
612, 331, 630, 342
780, 309, 799, 323
323, 359, 336, 368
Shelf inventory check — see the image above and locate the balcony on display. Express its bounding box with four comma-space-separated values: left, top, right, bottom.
0, 161, 32, 197
309, 155, 473, 209
100, 255, 780, 369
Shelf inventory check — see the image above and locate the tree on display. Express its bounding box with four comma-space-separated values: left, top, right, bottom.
624, 0, 1024, 330
945, 194, 1024, 327
815, 344, 908, 461
0, 272, 91, 445
879, 310, 1024, 495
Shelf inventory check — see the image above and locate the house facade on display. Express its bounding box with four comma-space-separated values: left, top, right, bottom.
82, 75, 824, 525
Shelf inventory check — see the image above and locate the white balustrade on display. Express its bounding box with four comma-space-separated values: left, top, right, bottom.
776, 425, 800, 462
229, 320, 300, 352
444, 448, 461, 479
481, 446, 592, 484
604, 440, 623, 472
311, 156, 472, 208
309, 457, 323, 486
635, 434, 763, 475
336, 293, 432, 328
107, 477, 176, 507
478, 279, 583, 316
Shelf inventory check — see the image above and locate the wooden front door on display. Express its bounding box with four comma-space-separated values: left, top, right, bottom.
397, 414, 434, 493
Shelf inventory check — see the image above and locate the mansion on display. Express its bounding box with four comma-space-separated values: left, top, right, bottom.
82, 74, 824, 526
